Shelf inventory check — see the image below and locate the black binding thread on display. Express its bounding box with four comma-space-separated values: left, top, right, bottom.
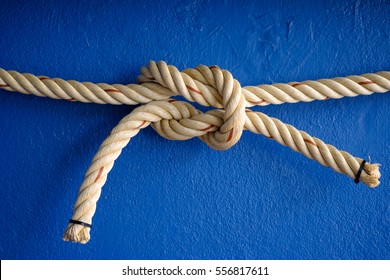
69, 219, 92, 228
354, 160, 366, 184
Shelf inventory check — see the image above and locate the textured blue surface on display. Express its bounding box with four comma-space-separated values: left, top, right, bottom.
0, 0, 389, 260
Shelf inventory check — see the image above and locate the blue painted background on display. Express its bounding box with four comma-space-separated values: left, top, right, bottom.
0, 0, 389, 260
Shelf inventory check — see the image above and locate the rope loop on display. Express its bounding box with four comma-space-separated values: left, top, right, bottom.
138, 61, 246, 150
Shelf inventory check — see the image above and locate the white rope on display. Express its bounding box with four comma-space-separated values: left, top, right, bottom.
1, 63, 389, 107
1, 61, 387, 244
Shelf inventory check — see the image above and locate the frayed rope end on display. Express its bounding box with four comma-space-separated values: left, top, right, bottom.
361, 163, 381, 188
62, 224, 91, 244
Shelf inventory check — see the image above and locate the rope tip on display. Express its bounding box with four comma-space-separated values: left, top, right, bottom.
362, 163, 381, 188
62, 224, 91, 244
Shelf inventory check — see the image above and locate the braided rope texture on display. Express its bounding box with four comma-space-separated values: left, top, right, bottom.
1, 61, 389, 244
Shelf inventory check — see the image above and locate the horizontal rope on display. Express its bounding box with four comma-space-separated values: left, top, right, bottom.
1, 63, 389, 107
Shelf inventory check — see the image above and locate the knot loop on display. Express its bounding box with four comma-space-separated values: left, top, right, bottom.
138, 61, 246, 150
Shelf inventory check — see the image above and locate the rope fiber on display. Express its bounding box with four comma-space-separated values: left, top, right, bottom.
1, 61, 388, 244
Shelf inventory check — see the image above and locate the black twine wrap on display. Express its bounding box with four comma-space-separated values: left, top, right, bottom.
69, 219, 92, 228
354, 160, 366, 184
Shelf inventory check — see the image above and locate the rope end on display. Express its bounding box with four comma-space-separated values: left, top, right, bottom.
63, 223, 91, 244
361, 162, 381, 188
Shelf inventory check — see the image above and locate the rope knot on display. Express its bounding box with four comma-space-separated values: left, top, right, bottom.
138, 61, 246, 150
2, 60, 383, 244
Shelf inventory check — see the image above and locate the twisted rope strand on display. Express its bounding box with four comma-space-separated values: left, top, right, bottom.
63, 101, 195, 243
244, 111, 379, 186
1, 61, 387, 244
1, 64, 389, 107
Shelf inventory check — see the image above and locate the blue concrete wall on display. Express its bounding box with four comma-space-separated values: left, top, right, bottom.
0, 0, 389, 259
